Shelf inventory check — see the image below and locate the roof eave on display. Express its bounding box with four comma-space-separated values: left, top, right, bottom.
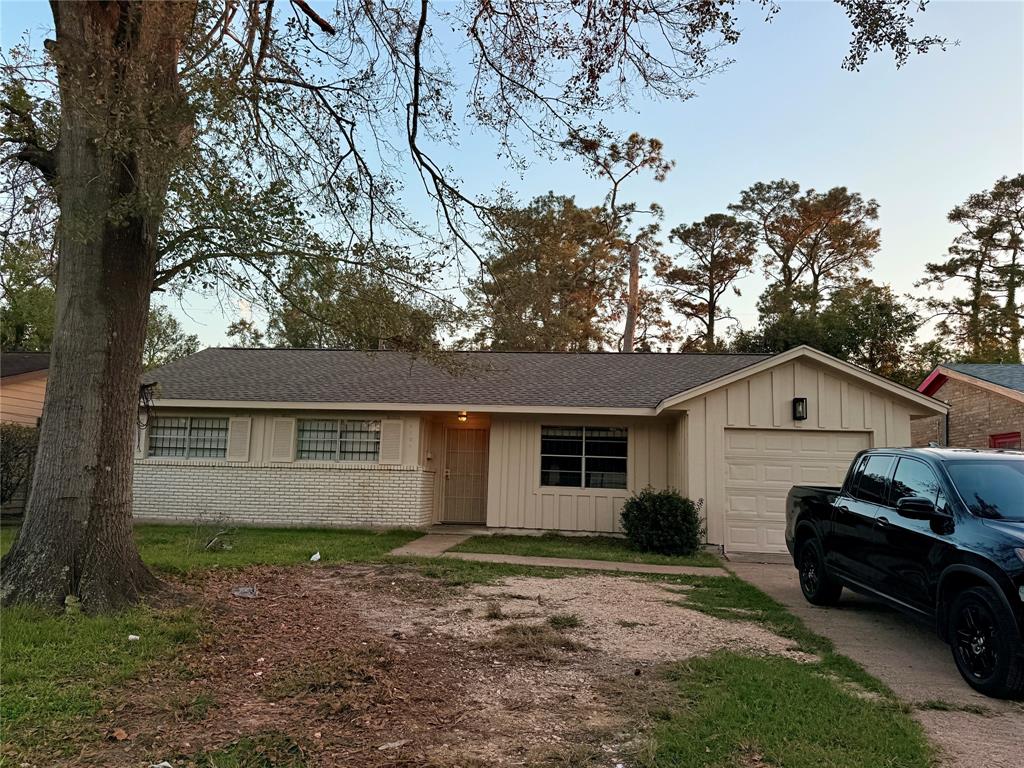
149, 398, 659, 417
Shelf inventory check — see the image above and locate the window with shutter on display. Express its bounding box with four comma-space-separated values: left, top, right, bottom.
226, 417, 252, 462
378, 420, 404, 464
270, 418, 296, 462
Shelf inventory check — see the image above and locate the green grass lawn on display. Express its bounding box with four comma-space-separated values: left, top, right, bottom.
1, 523, 420, 573
640, 652, 931, 768
449, 532, 722, 567
1, 604, 199, 754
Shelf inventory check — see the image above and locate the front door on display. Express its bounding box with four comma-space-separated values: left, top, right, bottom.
442, 428, 489, 524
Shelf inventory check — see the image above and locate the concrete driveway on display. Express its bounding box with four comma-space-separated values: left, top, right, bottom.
731, 562, 1024, 768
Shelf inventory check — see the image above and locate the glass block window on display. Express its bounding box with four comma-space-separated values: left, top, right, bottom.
148, 416, 228, 459
339, 420, 381, 461
540, 426, 627, 489
297, 419, 381, 461
297, 419, 339, 460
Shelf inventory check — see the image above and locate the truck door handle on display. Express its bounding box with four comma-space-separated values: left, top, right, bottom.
837, 506, 850, 514
877, 516, 890, 528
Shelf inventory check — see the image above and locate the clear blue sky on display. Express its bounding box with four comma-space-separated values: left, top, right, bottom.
3, 0, 1022, 346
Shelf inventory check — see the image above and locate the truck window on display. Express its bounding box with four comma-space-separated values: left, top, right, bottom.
946, 459, 1024, 521
890, 458, 941, 506
851, 455, 894, 505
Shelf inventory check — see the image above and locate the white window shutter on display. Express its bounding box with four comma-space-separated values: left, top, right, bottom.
378, 419, 404, 465
226, 417, 252, 462
270, 418, 296, 462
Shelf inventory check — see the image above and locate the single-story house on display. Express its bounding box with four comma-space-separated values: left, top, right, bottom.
135, 345, 946, 554
0, 351, 50, 426
913, 363, 1024, 450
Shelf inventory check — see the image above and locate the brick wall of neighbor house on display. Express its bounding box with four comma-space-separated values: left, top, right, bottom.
133, 461, 435, 528
911, 378, 1024, 448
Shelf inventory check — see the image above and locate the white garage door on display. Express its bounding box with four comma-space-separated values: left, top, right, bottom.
722, 429, 870, 553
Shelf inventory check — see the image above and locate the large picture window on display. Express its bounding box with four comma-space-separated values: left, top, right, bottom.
540, 426, 627, 489
297, 419, 381, 461
148, 416, 229, 458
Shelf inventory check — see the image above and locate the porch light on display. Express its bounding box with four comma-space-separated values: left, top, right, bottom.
792, 397, 808, 421
458, 411, 468, 423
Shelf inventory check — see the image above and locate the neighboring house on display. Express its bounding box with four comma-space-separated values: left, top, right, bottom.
0, 352, 49, 426
135, 345, 945, 554
913, 363, 1024, 450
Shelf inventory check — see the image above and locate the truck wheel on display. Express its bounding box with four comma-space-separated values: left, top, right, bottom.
949, 587, 1024, 699
797, 538, 842, 606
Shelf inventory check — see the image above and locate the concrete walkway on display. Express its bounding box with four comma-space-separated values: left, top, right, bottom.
731, 562, 1024, 768
389, 533, 472, 557
390, 533, 728, 577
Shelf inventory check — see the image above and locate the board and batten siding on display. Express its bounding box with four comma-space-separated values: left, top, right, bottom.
485, 415, 671, 533
0, 371, 47, 426
673, 358, 919, 547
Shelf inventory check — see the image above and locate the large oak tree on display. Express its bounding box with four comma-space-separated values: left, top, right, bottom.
0, 0, 944, 611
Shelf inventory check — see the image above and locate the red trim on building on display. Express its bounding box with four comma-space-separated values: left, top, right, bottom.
918, 367, 949, 396
989, 432, 1022, 449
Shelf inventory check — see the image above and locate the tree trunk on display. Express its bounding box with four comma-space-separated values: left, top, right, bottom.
1, 2, 194, 612
622, 240, 640, 352
1005, 245, 1021, 362
706, 296, 716, 352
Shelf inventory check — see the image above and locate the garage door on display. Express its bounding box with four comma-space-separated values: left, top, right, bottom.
722, 429, 870, 553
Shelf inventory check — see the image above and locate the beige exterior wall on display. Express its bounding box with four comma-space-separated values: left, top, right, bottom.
670, 358, 928, 548
0, 371, 47, 425
133, 409, 432, 528
130, 353, 942, 542
484, 414, 673, 533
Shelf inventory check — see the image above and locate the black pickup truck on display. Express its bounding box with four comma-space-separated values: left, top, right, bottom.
785, 447, 1024, 698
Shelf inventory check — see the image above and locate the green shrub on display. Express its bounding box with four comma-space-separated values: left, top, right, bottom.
620, 488, 704, 556
0, 423, 38, 507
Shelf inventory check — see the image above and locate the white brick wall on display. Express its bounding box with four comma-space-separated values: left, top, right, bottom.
133, 460, 435, 528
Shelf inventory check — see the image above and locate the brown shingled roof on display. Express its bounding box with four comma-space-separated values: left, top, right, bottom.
0, 351, 50, 378
145, 348, 772, 410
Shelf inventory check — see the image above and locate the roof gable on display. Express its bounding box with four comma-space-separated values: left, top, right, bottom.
919, 363, 1024, 403
657, 346, 947, 415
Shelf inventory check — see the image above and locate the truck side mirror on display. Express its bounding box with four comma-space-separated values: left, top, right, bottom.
896, 496, 938, 519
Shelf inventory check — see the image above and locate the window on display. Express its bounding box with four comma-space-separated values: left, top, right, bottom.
540, 426, 627, 489
946, 459, 1024, 521
990, 432, 1022, 450
296, 419, 380, 461
890, 458, 942, 506
148, 416, 228, 458
851, 455, 894, 505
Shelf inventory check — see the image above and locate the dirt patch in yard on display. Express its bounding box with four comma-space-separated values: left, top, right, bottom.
46, 565, 808, 767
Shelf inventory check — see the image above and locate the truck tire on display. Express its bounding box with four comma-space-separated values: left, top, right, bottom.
949, 586, 1024, 699
797, 537, 842, 606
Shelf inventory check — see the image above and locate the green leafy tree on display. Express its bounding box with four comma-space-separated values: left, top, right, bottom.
471, 194, 620, 351
658, 214, 758, 351
0, 0, 945, 610
143, 306, 200, 371
0, 240, 55, 352
266, 253, 448, 351
226, 318, 265, 348
734, 281, 920, 383
818, 282, 920, 381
